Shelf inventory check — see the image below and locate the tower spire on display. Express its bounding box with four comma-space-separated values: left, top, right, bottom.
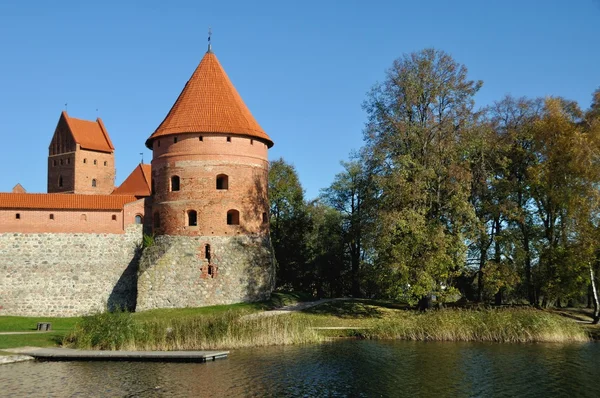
207, 27, 212, 53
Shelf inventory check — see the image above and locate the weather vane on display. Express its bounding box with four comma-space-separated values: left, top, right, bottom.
208, 27, 212, 52
140, 152, 144, 164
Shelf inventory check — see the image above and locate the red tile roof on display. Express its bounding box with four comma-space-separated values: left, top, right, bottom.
0, 193, 138, 210
146, 51, 273, 149
62, 111, 115, 153
112, 163, 152, 196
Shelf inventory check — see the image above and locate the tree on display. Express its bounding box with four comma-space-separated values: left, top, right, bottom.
269, 158, 311, 290
363, 48, 482, 308
321, 159, 373, 297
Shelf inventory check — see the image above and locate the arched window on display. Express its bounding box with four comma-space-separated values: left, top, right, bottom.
174, 136, 178, 143
53, 159, 57, 166
171, 175, 180, 192
58, 175, 63, 187
49, 214, 54, 220
151, 179, 156, 195
93, 159, 97, 165
83, 158, 87, 164
104, 161, 107, 166
60, 159, 63, 165
135, 215, 143, 224
216, 174, 228, 190
227, 209, 240, 225
154, 212, 160, 228
188, 210, 197, 226
92, 179, 97, 187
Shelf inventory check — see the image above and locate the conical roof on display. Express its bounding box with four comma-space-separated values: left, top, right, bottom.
146, 51, 273, 149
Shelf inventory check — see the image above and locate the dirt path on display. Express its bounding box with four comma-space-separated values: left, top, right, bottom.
241, 297, 349, 320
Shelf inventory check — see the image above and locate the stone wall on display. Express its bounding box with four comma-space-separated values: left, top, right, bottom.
0, 225, 142, 317
137, 234, 274, 311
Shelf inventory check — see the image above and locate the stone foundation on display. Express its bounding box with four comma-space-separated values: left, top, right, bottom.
0, 225, 142, 317
136, 234, 274, 311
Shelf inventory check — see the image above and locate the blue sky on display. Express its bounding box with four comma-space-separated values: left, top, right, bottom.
0, 0, 598, 199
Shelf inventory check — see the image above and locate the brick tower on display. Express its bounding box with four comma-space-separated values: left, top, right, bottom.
48, 111, 115, 194
136, 45, 275, 310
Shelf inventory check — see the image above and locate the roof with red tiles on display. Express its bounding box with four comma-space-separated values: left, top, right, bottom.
0, 193, 138, 210
62, 111, 115, 153
112, 163, 152, 197
146, 51, 273, 149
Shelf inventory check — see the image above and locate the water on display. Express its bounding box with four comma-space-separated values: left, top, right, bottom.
2, 340, 599, 397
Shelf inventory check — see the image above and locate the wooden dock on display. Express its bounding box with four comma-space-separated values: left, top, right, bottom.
4, 347, 229, 363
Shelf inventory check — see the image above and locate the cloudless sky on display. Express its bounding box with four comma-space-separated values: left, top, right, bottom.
0, 0, 598, 199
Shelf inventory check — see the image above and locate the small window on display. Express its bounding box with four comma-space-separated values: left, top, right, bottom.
226, 136, 231, 142
199, 136, 203, 141
205, 244, 211, 261
15, 213, 20, 220
92, 179, 97, 187
104, 161, 107, 166
157, 140, 161, 148
171, 175, 180, 192
174, 137, 178, 143
250, 139, 254, 145
188, 210, 197, 226
216, 174, 228, 190
262, 212, 268, 224
112, 215, 117, 221
151, 180, 156, 195
208, 264, 214, 276
83, 158, 87, 164
58, 176, 63, 187
53, 159, 57, 166
49, 214, 54, 220
154, 212, 160, 228
93, 160, 97, 165
60, 159, 63, 165
67, 158, 70, 164
135, 215, 143, 224
227, 209, 240, 225
81, 214, 87, 221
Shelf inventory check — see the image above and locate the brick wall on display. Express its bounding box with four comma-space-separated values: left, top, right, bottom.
151, 133, 269, 236
0, 199, 146, 234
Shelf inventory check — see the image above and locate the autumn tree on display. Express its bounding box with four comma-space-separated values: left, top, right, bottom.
363, 48, 481, 308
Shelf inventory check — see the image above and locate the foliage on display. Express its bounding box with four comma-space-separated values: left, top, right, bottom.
142, 233, 155, 248
362, 48, 481, 305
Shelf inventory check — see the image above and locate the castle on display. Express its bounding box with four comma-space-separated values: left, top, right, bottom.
0, 46, 275, 317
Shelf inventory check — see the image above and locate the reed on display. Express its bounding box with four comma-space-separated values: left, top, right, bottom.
63, 306, 589, 351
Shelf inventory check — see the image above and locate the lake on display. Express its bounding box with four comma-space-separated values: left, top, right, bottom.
2, 340, 599, 397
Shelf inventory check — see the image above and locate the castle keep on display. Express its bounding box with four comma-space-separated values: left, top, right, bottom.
0, 47, 275, 316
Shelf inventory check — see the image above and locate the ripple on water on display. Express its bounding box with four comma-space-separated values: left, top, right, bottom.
1, 341, 599, 397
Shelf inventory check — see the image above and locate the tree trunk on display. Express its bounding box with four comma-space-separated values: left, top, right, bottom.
417, 295, 432, 311
477, 248, 487, 302
590, 266, 600, 324
494, 289, 503, 306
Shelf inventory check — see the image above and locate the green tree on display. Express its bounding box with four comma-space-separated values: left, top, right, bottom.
321, 159, 373, 297
363, 48, 481, 308
269, 158, 311, 290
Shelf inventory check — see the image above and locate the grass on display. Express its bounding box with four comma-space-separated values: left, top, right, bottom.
62, 301, 589, 351
2, 297, 590, 351
0, 291, 313, 349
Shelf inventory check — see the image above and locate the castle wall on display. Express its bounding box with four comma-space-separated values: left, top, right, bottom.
0, 225, 143, 317
136, 234, 274, 311
0, 199, 145, 234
